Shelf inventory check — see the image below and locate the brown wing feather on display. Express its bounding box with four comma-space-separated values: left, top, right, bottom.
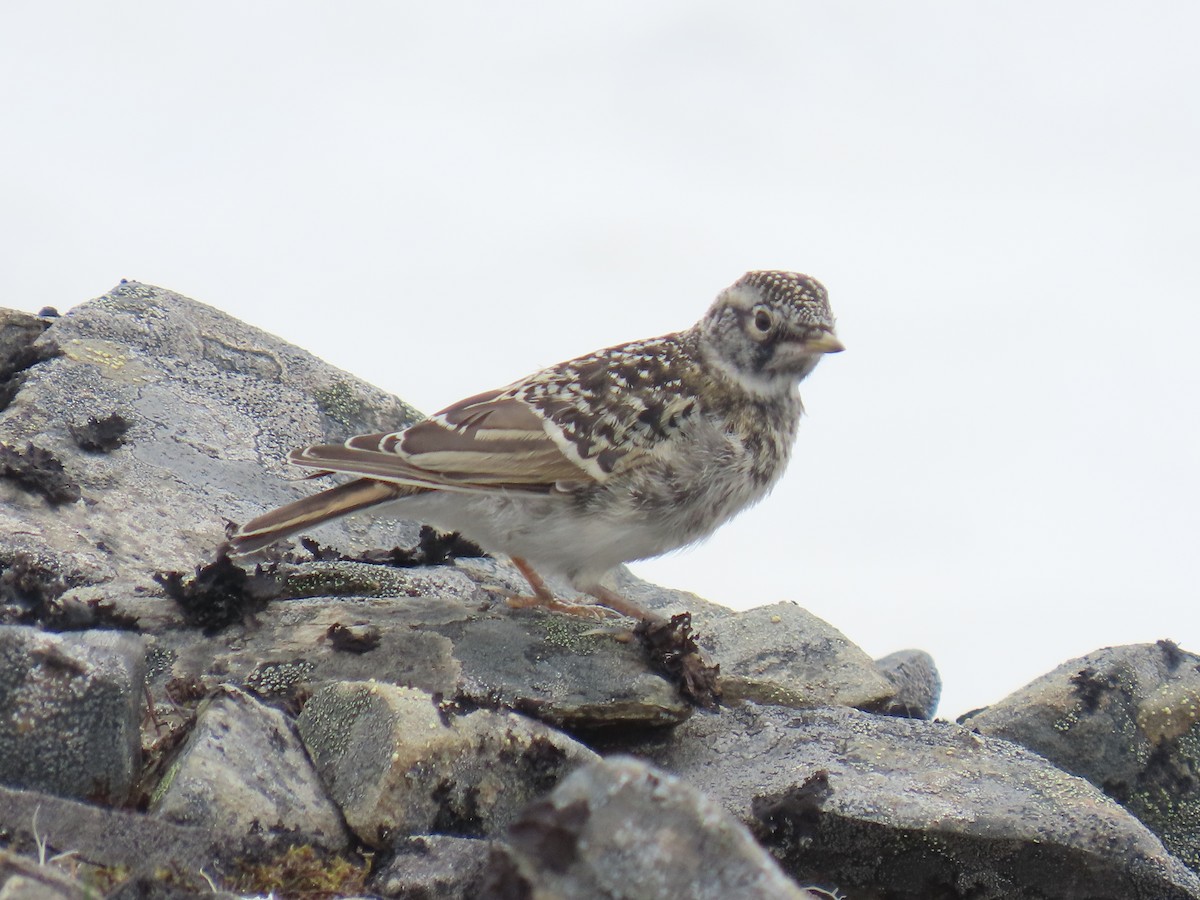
289, 392, 599, 492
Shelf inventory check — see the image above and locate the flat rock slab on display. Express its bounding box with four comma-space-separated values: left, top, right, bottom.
0, 784, 235, 889
297, 682, 600, 847
487, 756, 820, 900
146, 574, 692, 730
0, 625, 144, 804
963, 640, 1200, 874
634, 702, 1200, 900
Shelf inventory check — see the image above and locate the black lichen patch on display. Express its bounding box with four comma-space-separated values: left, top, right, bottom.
1069, 666, 1119, 713
518, 735, 569, 795
0, 551, 129, 631
430, 779, 485, 837
636, 612, 721, 709
1158, 638, 1186, 671
751, 770, 834, 846
0, 552, 70, 625
297, 525, 486, 568
155, 553, 283, 634
0, 441, 81, 505
70, 413, 132, 452
326, 622, 382, 654
506, 798, 590, 875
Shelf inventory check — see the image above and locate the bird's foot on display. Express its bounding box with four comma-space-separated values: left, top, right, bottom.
505, 592, 616, 620
505, 556, 625, 621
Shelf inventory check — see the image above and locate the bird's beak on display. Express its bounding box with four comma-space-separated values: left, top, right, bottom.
804, 332, 846, 354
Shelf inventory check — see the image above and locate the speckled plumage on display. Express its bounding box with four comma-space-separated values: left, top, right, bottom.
230, 271, 842, 619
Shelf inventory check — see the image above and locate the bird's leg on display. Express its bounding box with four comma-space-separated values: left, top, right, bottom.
586, 583, 665, 626
505, 557, 617, 620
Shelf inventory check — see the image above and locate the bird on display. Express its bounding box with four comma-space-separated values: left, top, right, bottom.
228, 271, 842, 621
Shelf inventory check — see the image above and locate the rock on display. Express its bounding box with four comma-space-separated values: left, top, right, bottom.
144, 575, 692, 731
634, 702, 1200, 899
151, 684, 349, 850
0, 309, 50, 388
0, 625, 144, 804
370, 835, 492, 899
484, 756, 818, 900
0, 783, 234, 889
875, 647, 942, 719
0, 282, 424, 610
962, 640, 1200, 873
0, 864, 86, 900
697, 600, 895, 711
296, 681, 600, 847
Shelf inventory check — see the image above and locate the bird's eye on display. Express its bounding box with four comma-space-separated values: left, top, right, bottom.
753, 309, 773, 333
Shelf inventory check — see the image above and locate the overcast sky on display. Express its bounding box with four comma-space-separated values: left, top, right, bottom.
4, 2, 1198, 718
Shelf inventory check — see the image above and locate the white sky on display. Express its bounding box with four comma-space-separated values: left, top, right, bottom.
3, 3, 1198, 718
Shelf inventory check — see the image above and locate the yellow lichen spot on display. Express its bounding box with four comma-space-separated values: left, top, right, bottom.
1138, 681, 1200, 744
61, 338, 156, 384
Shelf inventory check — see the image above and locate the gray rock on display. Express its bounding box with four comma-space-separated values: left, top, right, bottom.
0, 309, 49, 383
0, 283, 423, 605
0, 626, 144, 804
371, 835, 492, 899
697, 600, 895, 711
151, 684, 348, 849
962, 640, 1200, 873
0, 783, 233, 889
296, 681, 600, 847
145, 577, 692, 731
486, 756, 817, 900
875, 647, 942, 719
635, 702, 1200, 900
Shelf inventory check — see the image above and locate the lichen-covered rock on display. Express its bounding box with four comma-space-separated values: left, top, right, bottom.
144, 582, 692, 732
0, 626, 144, 804
370, 835, 492, 899
296, 681, 600, 847
0, 283, 423, 606
962, 640, 1200, 874
635, 702, 1200, 899
485, 756, 818, 900
696, 600, 895, 711
151, 685, 348, 850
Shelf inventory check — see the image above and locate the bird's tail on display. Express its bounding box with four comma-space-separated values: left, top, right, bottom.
227, 477, 414, 556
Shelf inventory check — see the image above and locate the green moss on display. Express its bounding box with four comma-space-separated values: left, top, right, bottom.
229, 844, 369, 898
312, 379, 363, 434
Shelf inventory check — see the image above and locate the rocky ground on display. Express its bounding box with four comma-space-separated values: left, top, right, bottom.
1, 282, 1198, 899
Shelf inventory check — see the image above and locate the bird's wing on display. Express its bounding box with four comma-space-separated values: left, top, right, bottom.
290, 334, 701, 492
288, 388, 605, 494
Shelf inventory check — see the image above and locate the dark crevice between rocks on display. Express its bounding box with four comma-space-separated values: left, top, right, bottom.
0, 442, 81, 505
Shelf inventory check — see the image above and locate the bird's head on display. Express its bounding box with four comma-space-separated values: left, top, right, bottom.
698, 270, 843, 395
